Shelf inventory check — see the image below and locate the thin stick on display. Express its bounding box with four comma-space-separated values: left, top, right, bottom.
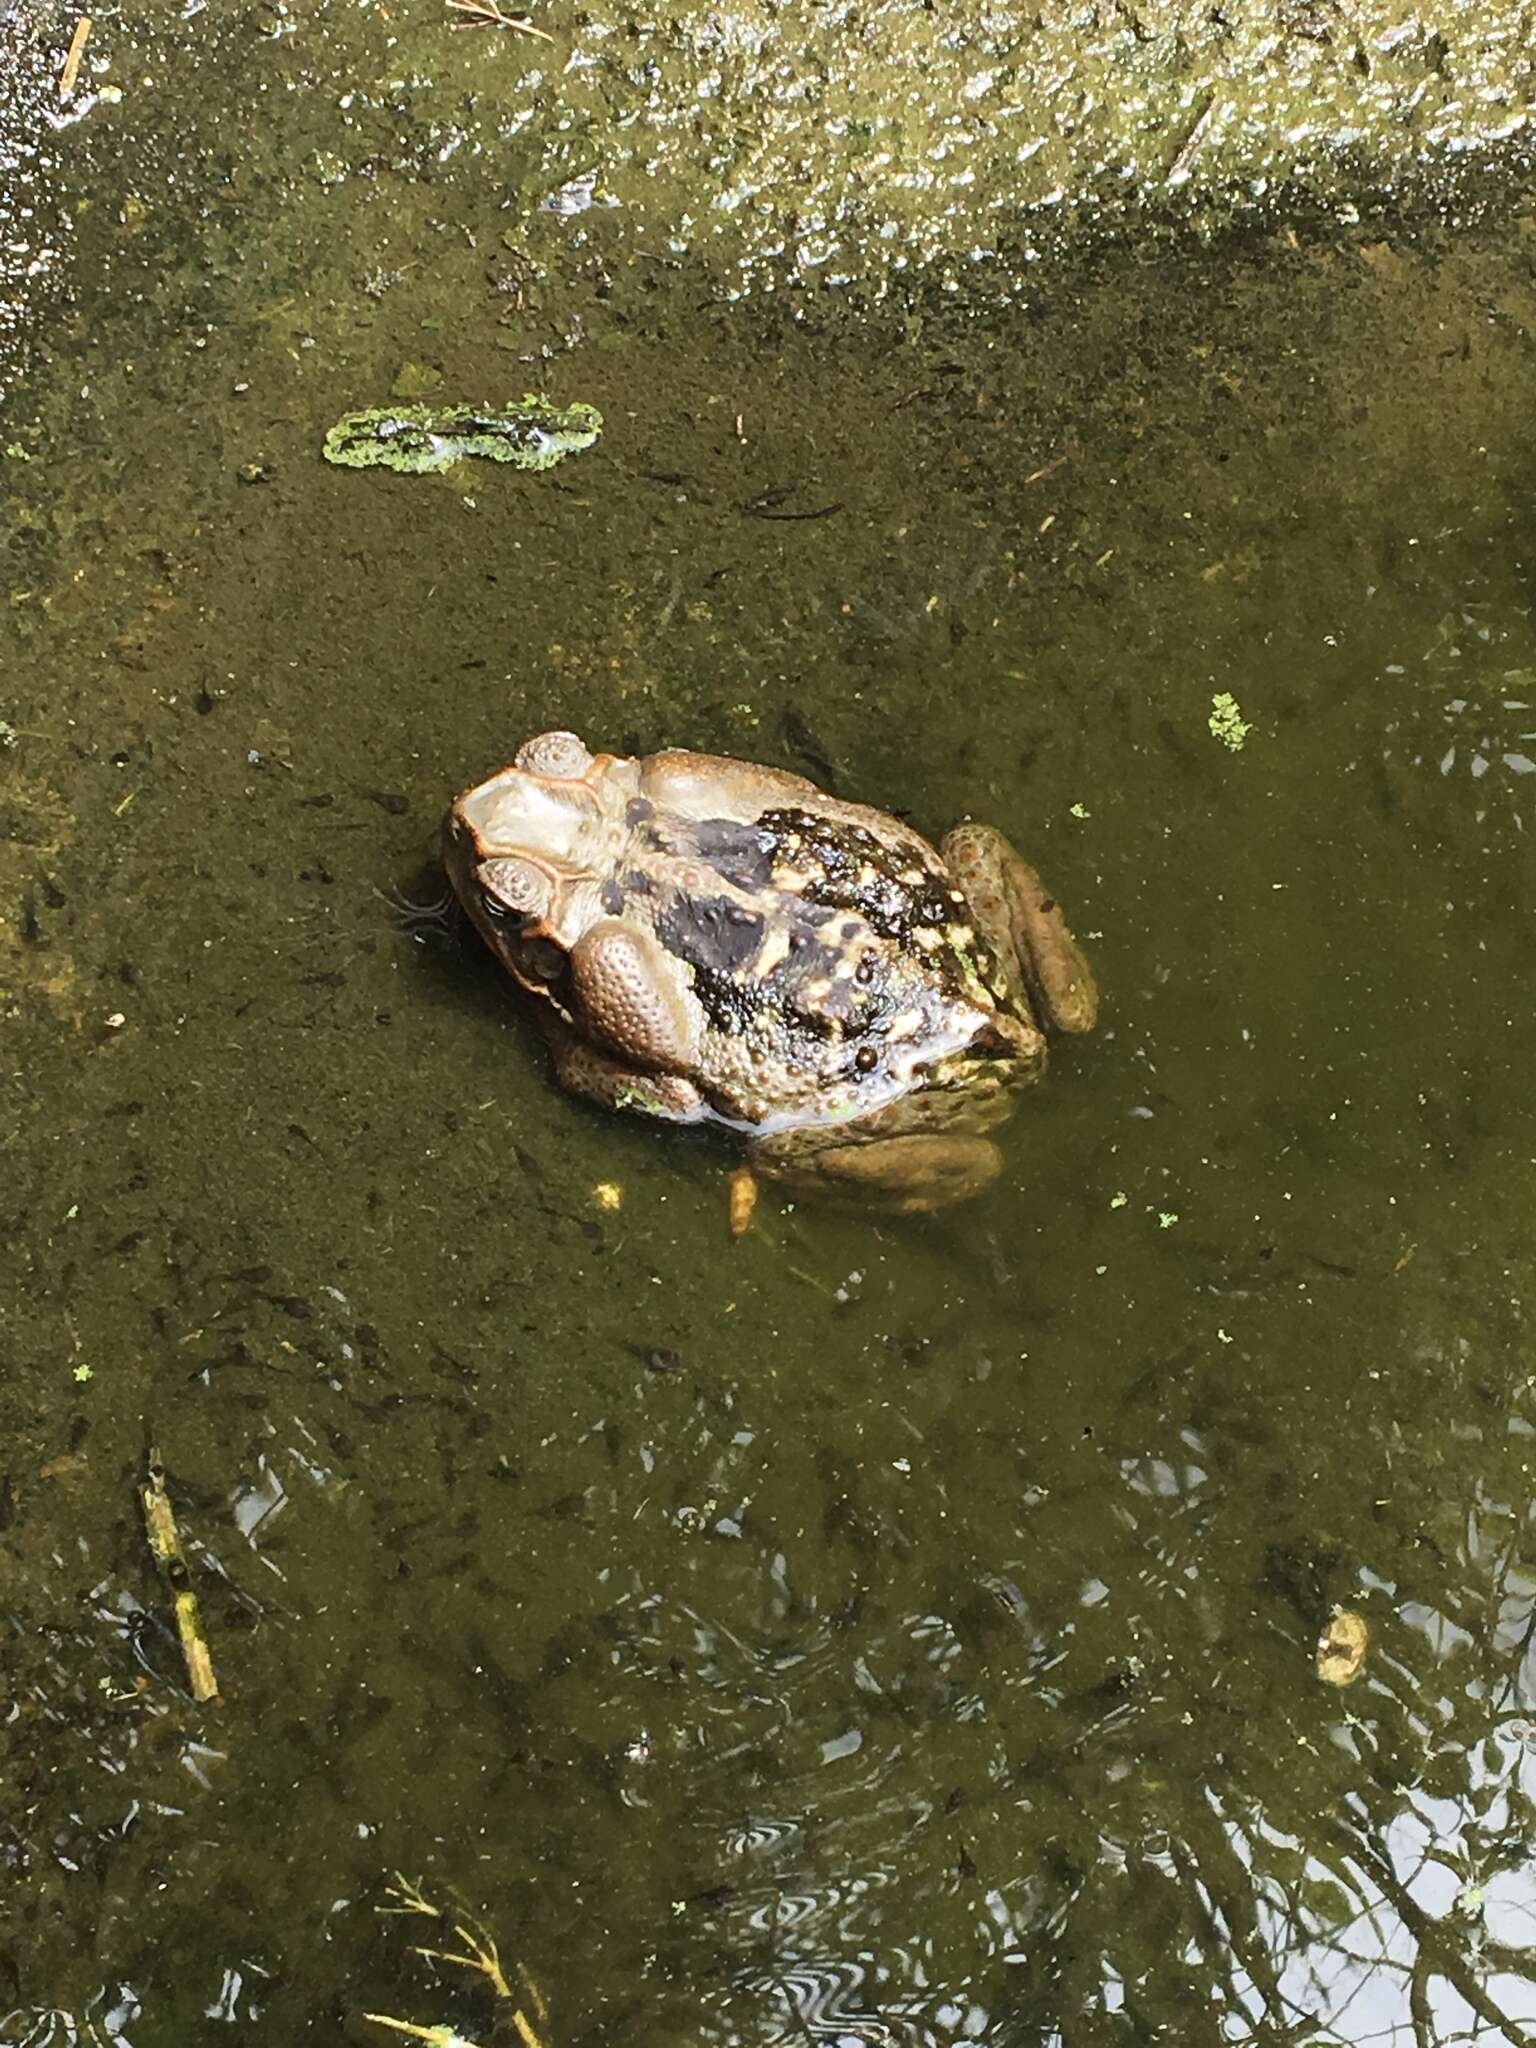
1168, 93, 1218, 186
446, 0, 554, 40
369, 1878, 550, 2048
743, 501, 844, 522
59, 15, 91, 100
140, 1447, 220, 1702
517, 1963, 551, 2027
362, 2018, 478, 2047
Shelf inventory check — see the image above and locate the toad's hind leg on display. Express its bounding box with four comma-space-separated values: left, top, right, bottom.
752, 1128, 1005, 1211
943, 823, 1098, 1035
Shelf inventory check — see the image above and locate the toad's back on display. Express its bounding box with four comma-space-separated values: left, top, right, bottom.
608, 789, 1001, 1129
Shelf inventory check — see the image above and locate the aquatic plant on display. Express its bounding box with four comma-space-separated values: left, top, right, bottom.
323, 397, 601, 475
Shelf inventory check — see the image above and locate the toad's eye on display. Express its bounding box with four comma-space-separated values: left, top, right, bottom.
479, 855, 552, 922
516, 730, 592, 779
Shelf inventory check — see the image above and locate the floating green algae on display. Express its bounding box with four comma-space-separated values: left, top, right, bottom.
322, 396, 602, 475
1208, 691, 1253, 752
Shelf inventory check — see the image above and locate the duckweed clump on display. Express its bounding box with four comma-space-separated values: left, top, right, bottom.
322, 396, 602, 475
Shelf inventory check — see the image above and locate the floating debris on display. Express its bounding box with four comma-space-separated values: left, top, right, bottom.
1168, 93, 1221, 187
1209, 691, 1253, 751
1316, 1606, 1369, 1686
323, 397, 601, 475
447, 0, 554, 41
58, 15, 91, 100
390, 360, 444, 400
541, 172, 599, 216
728, 1165, 758, 1238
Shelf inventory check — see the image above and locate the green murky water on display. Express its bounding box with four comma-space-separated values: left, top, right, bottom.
5, 9, 1536, 2046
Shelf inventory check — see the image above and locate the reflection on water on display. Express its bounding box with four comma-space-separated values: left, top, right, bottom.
4, 11, 1536, 2044
561, 1335, 1536, 2046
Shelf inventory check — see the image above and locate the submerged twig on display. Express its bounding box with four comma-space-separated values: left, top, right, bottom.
742, 499, 844, 522
414, 1918, 513, 2001
362, 2020, 474, 2047
379, 1873, 444, 1921
367, 1877, 550, 2048
446, 0, 555, 40
140, 1447, 219, 1703
58, 15, 91, 99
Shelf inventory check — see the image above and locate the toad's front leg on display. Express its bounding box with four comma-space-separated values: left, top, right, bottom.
539, 1008, 705, 1122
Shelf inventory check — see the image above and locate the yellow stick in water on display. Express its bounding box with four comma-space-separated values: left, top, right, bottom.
59, 16, 91, 99
140, 1447, 219, 1703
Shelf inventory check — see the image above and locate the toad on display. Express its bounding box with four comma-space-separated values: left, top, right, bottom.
443, 731, 1097, 1211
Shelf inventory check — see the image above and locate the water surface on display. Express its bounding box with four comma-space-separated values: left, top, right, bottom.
4, 17, 1536, 2045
